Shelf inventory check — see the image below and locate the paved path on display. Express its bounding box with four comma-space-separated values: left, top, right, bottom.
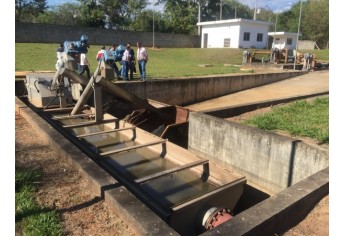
185, 70, 329, 112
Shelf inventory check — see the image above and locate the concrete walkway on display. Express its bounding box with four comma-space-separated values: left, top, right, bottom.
186, 70, 329, 112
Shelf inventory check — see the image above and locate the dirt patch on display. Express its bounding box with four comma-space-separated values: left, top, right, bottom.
15, 112, 136, 236
15, 96, 329, 235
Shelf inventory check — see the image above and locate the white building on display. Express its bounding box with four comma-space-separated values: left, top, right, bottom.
268, 32, 299, 50
197, 18, 273, 49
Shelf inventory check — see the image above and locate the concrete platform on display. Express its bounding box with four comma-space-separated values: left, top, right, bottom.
186, 70, 329, 112
15, 70, 329, 235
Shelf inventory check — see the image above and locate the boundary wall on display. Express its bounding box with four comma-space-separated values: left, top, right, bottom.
16, 71, 307, 108
115, 71, 307, 106
187, 112, 329, 195
15, 22, 200, 48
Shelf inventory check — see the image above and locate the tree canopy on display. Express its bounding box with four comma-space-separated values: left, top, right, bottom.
14, 0, 329, 48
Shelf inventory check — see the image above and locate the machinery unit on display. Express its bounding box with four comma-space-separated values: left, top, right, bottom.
25, 73, 74, 108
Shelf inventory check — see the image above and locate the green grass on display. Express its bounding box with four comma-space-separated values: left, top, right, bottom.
242, 97, 329, 144
300, 49, 329, 61
14, 43, 252, 78
15, 43, 329, 78
15, 168, 63, 236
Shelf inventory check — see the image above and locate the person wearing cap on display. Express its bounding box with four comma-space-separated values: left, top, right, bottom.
55, 43, 65, 70
56, 43, 64, 60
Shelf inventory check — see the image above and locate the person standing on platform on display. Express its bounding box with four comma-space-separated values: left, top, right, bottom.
78, 53, 91, 79
127, 43, 136, 80
121, 45, 131, 81
96, 46, 106, 62
136, 42, 148, 81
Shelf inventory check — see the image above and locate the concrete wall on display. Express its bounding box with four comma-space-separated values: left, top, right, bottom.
114, 71, 306, 106
187, 112, 328, 195
238, 22, 270, 49
15, 22, 200, 48
198, 19, 271, 49
298, 40, 316, 50
201, 24, 241, 48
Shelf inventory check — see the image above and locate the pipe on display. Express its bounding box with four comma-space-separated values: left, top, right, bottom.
60, 68, 90, 86
70, 76, 96, 115
93, 76, 161, 116
200, 207, 233, 231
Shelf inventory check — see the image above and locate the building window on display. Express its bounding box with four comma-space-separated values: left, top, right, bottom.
257, 33, 263, 42
243, 32, 250, 41
224, 38, 230, 47
287, 38, 293, 45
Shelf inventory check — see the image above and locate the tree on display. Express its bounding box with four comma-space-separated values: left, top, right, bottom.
78, 0, 105, 28
301, 0, 329, 48
199, 0, 251, 22
98, 0, 148, 30
278, 0, 329, 49
36, 3, 82, 26
16, 0, 47, 22
164, 0, 199, 34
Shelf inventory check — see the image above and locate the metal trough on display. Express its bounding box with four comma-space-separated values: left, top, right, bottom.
46, 110, 246, 235
22, 66, 247, 235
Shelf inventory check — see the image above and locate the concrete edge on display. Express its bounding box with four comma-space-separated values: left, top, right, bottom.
201, 167, 329, 236
15, 97, 179, 236
204, 92, 329, 118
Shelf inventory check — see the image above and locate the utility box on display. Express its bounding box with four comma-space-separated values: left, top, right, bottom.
25, 73, 74, 108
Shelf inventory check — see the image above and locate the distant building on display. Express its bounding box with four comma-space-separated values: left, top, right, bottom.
197, 19, 273, 49
268, 32, 299, 50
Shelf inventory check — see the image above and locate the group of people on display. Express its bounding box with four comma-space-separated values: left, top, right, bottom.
56, 39, 149, 82
96, 41, 149, 81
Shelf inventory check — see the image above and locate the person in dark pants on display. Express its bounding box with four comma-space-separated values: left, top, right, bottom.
127, 43, 136, 80
121, 45, 131, 81
136, 41, 148, 81
109, 44, 121, 79
78, 53, 91, 79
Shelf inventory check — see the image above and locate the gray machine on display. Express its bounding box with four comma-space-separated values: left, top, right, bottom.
25, 73, 74, 108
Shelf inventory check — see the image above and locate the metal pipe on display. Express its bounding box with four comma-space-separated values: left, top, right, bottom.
68, 64, 101, 115
70, 76, 95, 115
94, 76, 162, 115
59, 68, 90, 86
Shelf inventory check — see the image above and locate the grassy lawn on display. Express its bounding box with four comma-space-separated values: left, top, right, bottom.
242, 97, 329, 144
15, 43, 329, 78
16, 168, 63, 236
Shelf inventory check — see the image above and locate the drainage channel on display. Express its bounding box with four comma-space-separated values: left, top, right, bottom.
27, 103, 246, 236
19, 55, 249, 235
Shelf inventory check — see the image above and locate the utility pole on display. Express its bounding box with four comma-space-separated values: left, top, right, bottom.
198, 1, 201, 35
220, 0, 223, 20
152, 0, 155, 48
216, 0, 224, 20
273, 12, 278, 48
253, 0, 258, 20
293, 0, 303, 70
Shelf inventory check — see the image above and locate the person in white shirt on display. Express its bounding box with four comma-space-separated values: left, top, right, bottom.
136, 42, 148, 81
78, 53, 91, 79
121, 45, 131, 81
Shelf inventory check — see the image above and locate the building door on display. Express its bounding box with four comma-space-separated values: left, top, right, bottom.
203, 33, 208, 48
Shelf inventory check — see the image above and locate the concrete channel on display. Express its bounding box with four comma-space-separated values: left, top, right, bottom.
15, 69, 329, 235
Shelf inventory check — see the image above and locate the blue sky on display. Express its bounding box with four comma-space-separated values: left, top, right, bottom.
47, 0, 299, 13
